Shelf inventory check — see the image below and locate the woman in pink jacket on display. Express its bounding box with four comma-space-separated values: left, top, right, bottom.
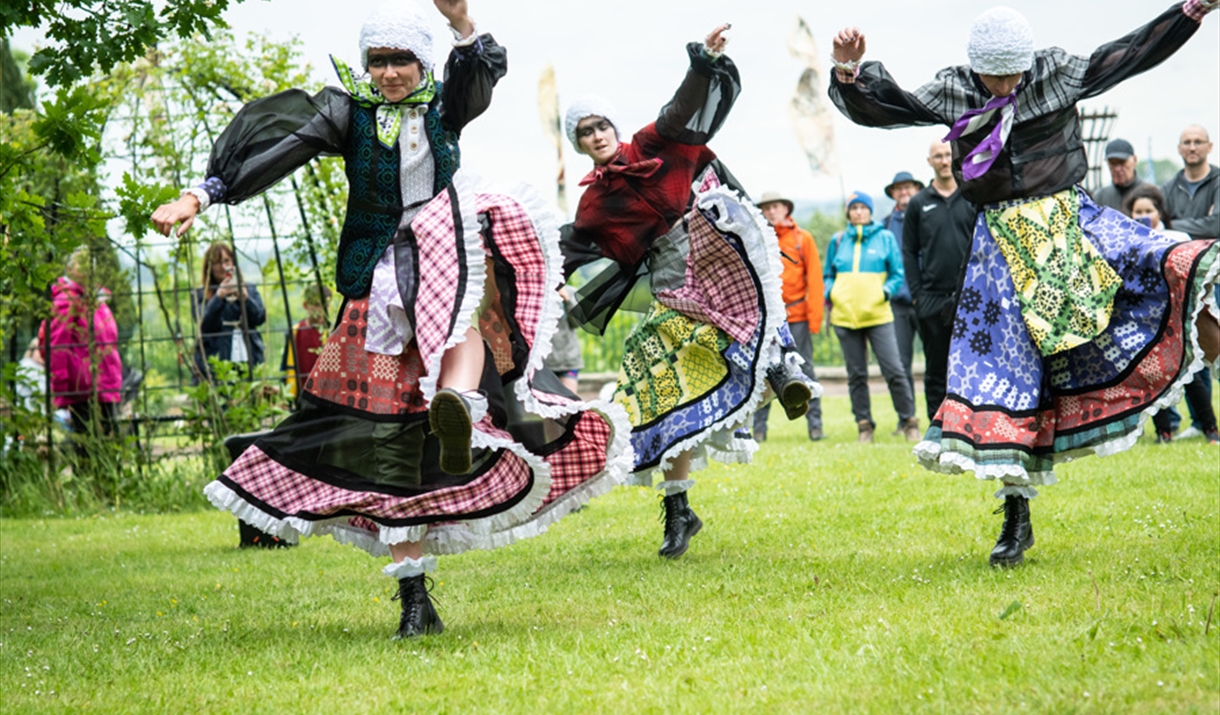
43, 248, 123, 446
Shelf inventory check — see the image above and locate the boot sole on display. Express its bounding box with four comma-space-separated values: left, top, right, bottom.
659, 517, 703, 559
430, 389, 472, 475
780, 382, 813, 421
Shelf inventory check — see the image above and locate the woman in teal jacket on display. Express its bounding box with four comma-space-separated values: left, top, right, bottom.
825, 191, 919, 442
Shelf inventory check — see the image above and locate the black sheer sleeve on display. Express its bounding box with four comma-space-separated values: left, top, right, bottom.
439, 33, 508, 135
205, 86, 349, 205
560, 222, 604, 279
654, 43, 741, 145
1075, 3, 1202, 100
829, 61, 948, 129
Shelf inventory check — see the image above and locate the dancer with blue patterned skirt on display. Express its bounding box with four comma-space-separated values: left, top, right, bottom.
829, 1, 1220, 567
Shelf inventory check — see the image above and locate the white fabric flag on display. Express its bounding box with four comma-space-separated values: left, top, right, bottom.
788, 16, 839, 177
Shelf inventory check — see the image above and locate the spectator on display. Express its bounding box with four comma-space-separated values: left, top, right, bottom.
1123, 185, 1220, 444
43, 246, 123, 453
825, 191, 919, 443
1093, 138, 1145, 211
903, 140, 976, 420
282, 282, 331, 401
544, 288, 584, 395
1161, 124, 1219, 441
15, 337, 46, 414
190, 241, 265, 383
882, 171, 923, 432
752, 191, 826, 442
1162, 125, 1218, 240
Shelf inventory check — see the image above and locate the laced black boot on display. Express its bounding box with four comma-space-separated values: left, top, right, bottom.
989, 495, 1034, 567
392, 574, 444, 639
658, 491, 703, 559
766, 362, 812, 421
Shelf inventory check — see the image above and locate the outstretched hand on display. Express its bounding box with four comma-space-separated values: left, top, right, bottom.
151, 195, 200, 237
434, 0, 473, 38
705, 23, 731, 54
832, 27, 867, 64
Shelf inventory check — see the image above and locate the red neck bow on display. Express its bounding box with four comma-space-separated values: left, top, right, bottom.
579, 151, 664, 186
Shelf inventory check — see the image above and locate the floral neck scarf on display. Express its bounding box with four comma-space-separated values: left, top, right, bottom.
331, 55, 437, 148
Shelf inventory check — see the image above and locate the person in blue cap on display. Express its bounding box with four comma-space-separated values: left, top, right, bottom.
825, 191, 920, 443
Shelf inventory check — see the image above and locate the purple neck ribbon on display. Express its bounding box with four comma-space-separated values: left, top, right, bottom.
943, 91, 1018, 182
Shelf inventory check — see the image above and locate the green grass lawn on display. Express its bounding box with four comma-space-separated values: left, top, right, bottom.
2, 395, 1218, 714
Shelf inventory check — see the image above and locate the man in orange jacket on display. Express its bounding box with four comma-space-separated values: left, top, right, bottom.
753, 192, 825, 441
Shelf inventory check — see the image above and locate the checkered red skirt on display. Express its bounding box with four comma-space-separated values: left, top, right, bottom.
204, 178, 632, 556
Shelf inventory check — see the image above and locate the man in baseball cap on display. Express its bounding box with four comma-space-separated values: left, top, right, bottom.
1094, 138, 1145, 211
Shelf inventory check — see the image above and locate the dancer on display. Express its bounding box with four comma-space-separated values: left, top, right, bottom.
830, 2, 1220, 567
152, 0, 629, 638
561, 24, 816, 559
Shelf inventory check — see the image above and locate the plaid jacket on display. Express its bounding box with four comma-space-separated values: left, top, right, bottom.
566, 43, 741, 268
829, 2, 1205, 204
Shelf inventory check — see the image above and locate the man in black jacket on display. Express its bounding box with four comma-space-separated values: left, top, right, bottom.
902, 140, 977, 420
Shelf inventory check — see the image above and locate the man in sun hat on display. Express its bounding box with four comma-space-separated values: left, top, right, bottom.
752, 191, 825, 442
882, 170, 924, 435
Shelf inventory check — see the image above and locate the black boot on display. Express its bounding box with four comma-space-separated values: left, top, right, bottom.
989, 495, 1034, 567
429, 389, 473, 475
238, 520, 295, 549
766, 363, 812, 421
658, 491, 703, 559
392, 574, 444, 639
224, 432, 293, 549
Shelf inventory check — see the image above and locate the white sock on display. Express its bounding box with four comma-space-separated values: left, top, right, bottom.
459, 390, 489, 423
382, 555, 437, 580
658, 479, 695, 496
995, 484, 1038, 499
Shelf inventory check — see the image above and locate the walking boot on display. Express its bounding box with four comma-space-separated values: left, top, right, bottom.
392, 574, 444, 639
766, 363, 812, 421
856, 419, 874, 444
238, 520, 295, 549
225, 432, 293, 549
429, 388, 473, 475
989, 495, 1034, 568
901, 417, 922, 443
658, 491, 703, 559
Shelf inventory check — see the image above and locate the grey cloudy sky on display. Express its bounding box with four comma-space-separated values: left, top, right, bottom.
13, 0, 1220, 214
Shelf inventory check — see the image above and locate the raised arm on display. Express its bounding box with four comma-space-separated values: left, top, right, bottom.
828, 27, 946, 129
1074, 0, 1210, 101
654, 24, 742, 144
438, 31, 508, 134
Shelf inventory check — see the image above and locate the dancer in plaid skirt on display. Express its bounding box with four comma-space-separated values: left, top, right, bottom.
152, 0, 631, 639
829, 1, 1220, 567
561, 24, 818, 560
